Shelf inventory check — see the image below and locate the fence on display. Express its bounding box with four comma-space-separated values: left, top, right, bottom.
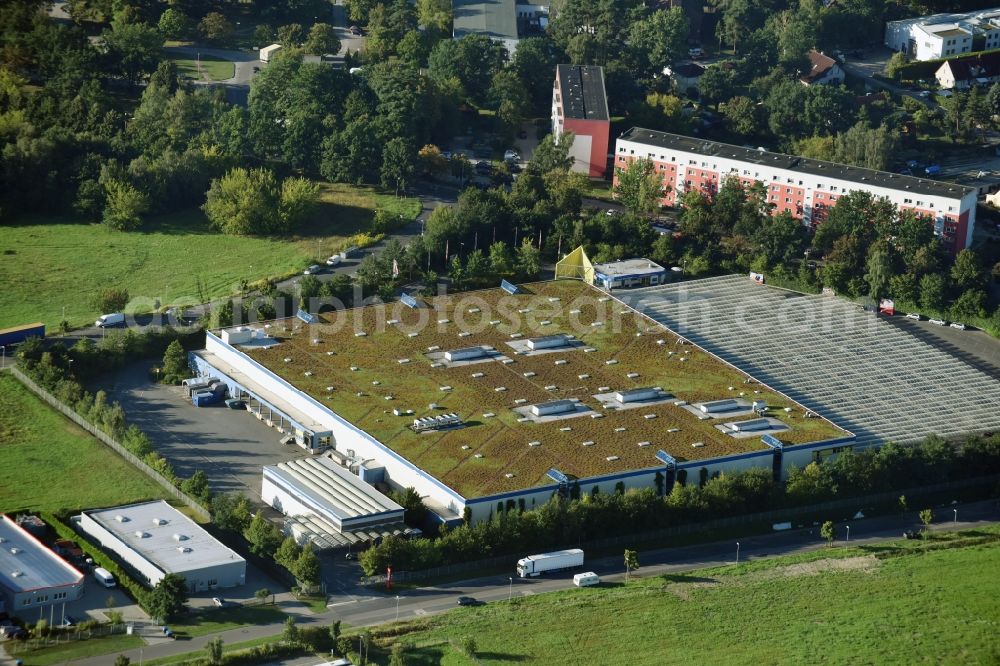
360, 473, 1000, 585
9, 366, 210, 521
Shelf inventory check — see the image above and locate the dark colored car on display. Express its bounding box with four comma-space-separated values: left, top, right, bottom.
518, 130, 528, 139
349, 25, 363, 35
457, 596, 479, 606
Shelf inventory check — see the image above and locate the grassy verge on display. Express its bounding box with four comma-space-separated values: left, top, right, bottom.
169, 605, 286, 638
294, 594, 330, 613
3, 633, 144, 666
143, 635, 284, 666
164, 51, 235, 81
583, 178, 614, 203
0, 183, 420, 329
363, 527, 1000, 665
0, 373, 169, 513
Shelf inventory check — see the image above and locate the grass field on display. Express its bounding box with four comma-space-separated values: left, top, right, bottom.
169, 605, 286, 638
4, 633, 144, 666
0, 373, 169, 513
0, 185, 419, 329
164, 51, 235, 81
242, 280, 845, 497
368, 529, 1000, 665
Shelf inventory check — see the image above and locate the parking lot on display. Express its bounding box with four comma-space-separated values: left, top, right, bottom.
96, 362, 312, 499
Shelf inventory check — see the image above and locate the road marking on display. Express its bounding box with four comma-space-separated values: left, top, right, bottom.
520, 590, 534, 596
414, 608, 427, 615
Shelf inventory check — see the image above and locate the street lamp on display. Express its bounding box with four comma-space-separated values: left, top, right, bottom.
395, 594, 400, 621
846, 525, 850, 542
736, 541, 740, 565
953, 508, 958, 524
1, 345, 5, 370
508, 576, 513, 602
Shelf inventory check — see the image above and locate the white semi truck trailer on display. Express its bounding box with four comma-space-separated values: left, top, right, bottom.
516, 548, 585, 577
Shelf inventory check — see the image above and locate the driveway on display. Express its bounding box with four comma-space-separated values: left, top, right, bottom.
840, 47, 939, 109
94, 362, 314, 499
162, 45, 261, 106
331, 1, 367, 55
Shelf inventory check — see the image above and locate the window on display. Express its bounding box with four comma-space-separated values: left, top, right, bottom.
688, 160, 696, 165
916, 201, 923, 206
785, 187, 791, 193
785, 197, 791, 203
948, 206, 954, 212
904, 198, 912, 203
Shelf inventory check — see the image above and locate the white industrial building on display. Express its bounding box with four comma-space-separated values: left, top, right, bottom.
263, 457, 405, 537
79, 501, 246, 592
885, 7, 1000, 61
0, 515, 84, 619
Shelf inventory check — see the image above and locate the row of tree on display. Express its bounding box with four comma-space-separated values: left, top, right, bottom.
358, 434, 1000, 575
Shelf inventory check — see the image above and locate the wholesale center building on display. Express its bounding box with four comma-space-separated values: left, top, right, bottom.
190, 280, 859, 531
612, 127, 977, 252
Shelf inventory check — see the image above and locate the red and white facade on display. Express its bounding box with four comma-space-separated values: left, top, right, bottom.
552, 65, 611, 179
613, 128, 978, 252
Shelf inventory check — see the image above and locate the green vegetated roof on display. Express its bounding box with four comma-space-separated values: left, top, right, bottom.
240, 280, 846, 498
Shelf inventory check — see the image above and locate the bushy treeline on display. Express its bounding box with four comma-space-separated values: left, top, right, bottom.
15, 329, 209, 503
359, 435, 1000, 575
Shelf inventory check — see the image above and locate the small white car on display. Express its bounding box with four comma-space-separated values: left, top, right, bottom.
326, 255, 342, 266
905, 313, 921, 320
929, 318, 947, 326
504, 150, 520, 162
303, 264, 321, 275
949, 322, 967, 330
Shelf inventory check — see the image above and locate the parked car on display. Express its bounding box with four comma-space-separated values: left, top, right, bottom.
903, 529, 920, 539
225, 398, 245, 409
95, 312, 125, 328
918, 90, 931, 98
949, 322, 967, 330
474, 160, 493, 174
212, 597, 225, 607
303, 264, 321, 275
688, 47, 704, 58
905, 312, 921, 320
326, 255, 342, 266
504, 149, 520, 162
349, 25, 363, 35
929, 318, 947, 326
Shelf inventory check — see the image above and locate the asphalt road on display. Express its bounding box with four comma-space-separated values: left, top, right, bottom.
57, 498, 1000, 666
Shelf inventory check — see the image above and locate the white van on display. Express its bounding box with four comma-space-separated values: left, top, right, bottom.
95, 313, 125, 328
94, 567, 116, 588
573, 571, 600, 587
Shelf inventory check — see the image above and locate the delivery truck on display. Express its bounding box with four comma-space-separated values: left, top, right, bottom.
516, 548, 584, 577
0, 322, 45, 347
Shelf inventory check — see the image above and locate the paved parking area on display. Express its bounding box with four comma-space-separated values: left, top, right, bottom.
618, 275, 1000, 447
96, 362, 312, 499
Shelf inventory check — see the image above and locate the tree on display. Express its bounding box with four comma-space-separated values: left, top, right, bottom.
723, 96, 760, 136
628, 8, 689, 77
919, 508, 933, 527
294, 543, 321, 587
613, 158, 665, 215
181, 470, 210, 503
898, 495, 908, 514
381, 138, 417, 194
206, 636, 224, 665
950, 289, 987, 320
865, 240, 892, 305
515, 239, 540, 280
275, 536, 302, 571
624, 549, 639, 583
279, 176, 320, 229
527, 133, 573, 176
94, 288, 130, 314
277, 23, 305, 47
283, 616, 300, 645
919, 273, 947, 312
199, 12, 234, 45
103, 17, 164, 83
820, 520, 835, 545
884, 51, 907, 80
305, 23, 340, 55
161, 340, 190, 383
102, 178, 149, 231
951, 249, 986, 291
146, 573, 189, 621
255, 587, 271, 604
115, 656, 131, 666
158, 8, 190, 40
244, 511, 283, 557
389, 641, 407, 666
418, 0, 452, 35
698, 65, 735, 109
391, 487, 428, 525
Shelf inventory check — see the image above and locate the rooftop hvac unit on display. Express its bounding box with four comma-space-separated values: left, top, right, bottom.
172, 533, 188, 541
10, 569, 22, 578
134, 531, 149, 538
152, 518, 167, 526
176, 546, 192, 553
9, 547, 20, 555
114, 515, 128, 522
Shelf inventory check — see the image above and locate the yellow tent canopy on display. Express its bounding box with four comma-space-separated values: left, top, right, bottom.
554, 245, 595, 284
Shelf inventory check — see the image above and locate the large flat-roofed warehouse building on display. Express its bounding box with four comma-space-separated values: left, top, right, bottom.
0, 515, 84, 618
79, 501, 246, 592
191, 279, 858, 525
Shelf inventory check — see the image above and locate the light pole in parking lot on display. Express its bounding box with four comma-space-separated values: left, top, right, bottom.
954, 508, 958, 524
736, 542, 740, 565
395, 594, 400, 621
846, 525, 850, 542
1, 345, 5, 370
508, 576, 513, 602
